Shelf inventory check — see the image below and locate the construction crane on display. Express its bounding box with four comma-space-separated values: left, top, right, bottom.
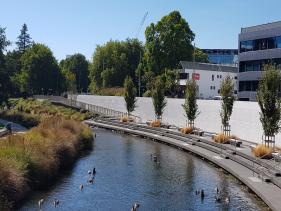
135, 12, 148, 39
136, 12, 148, 97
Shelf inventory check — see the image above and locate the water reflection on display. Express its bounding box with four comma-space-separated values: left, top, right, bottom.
20, 128, 268, 211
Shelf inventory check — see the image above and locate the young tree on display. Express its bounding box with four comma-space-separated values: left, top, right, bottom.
182, 79, 199, 128
257, 64, 281, 147
16, 23, 32, 53
151, 77, 167, 120
123, 76, 137, 116
220, 75, 235, 136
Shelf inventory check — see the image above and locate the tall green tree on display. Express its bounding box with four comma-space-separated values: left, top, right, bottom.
123, 76, 137, 116
14, 43, 63, 95
16, 23, 32, 53
220, 75, 235, 134
0, 26, 11, 104
195, 48, 209, 63
257, 64, 281, 146
60, 53, 89, 92
89, 39, 143, 92
151, 77, 167, 120
182, 79, 199, 127
142, 11, 195, 76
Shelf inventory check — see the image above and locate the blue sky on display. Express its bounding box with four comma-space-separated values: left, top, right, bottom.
1, 0, 281, 60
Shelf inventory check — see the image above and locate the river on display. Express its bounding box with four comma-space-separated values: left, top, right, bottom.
20, 128, 268, 211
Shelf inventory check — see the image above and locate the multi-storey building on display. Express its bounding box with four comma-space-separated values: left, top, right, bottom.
202, 49, 238, 65
238, 21, 281, 101
179, 61, 238, 99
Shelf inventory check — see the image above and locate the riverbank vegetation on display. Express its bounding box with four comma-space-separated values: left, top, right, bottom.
0, 117, 93, 210
0, 99, 93, 128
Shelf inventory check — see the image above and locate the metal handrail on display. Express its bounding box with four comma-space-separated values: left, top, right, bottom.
33, 95, 142, 122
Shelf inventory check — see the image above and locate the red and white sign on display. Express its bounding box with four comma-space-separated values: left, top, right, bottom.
192, 73, 200, 80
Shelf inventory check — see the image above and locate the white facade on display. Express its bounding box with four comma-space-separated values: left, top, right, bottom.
179, 62, 238, 99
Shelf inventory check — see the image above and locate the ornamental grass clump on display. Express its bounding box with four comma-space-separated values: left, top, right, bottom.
213, 133, 230, 144
252, 145, 273, 159
0, 117, 94, 209
150, 120, 161, 128
180, 127, 193, 134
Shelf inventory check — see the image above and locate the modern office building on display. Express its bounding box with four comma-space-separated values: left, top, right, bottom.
179, 61, 238, 99
238, 21, 281, 101
202, 49, 238, 65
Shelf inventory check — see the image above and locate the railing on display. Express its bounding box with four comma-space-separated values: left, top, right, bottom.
33, 95, 142, 122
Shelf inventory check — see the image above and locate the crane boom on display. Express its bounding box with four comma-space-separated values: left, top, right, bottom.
135, 12, 148, 38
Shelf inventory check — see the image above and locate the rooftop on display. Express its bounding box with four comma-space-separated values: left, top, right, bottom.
241, 21, 281, 34
180, 61, 238, 73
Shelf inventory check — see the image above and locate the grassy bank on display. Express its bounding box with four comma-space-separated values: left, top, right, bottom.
0, 99, 94, 128
0, 117, 93, 210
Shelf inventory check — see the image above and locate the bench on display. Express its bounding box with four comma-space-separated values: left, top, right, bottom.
229, 139, 242, 147
192, 130, 204, 136
272, 152, 281, 162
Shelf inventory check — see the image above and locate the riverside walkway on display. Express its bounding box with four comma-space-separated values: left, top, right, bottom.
85, 118, 281, 211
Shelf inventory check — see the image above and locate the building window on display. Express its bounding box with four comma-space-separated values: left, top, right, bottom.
179, 73, 188, 80
234, 76, 237, 80
212, 74, 214, 81
276, 36, 281, 48
217, 75, 219, 79
220, 75, 222, 79
240, 36, 281, 52
239, 81, 259, 92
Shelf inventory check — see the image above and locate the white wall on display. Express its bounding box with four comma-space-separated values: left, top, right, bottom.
77, 95, 281, 146
180, 68, 238, 99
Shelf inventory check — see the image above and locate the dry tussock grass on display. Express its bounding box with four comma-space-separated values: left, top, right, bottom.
180, 127, 193, 134
150, 120, 161, 127
213, 134, 230, 144
252, 145, 273, 159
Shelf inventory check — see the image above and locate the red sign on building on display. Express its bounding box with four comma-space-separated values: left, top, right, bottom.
192, 73, 200, 80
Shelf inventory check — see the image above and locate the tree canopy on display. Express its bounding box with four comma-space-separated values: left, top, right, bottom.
89, 39, 143, 92
195, 48, 209, 63
60, 53, 89, 93
0, 27, 10, 104
142, 11, 195, 75
13, 44, 63, 95
16, 23, 32, 53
